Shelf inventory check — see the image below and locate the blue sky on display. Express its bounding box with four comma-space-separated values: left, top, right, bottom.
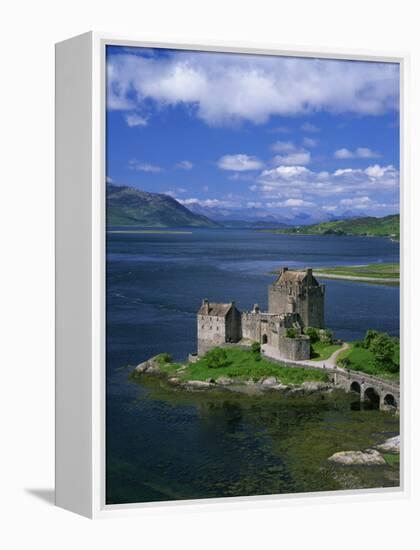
106, 45, 400, 218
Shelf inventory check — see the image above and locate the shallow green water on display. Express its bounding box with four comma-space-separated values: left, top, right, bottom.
106, 376, 399, 504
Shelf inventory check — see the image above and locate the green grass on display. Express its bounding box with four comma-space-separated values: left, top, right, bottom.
382, 453, 400, 466
310, 341, 341, 361
160, 347, 329, 384
264, 214, 399, 239
313, 263, 399, 280
337, 344, 399, 381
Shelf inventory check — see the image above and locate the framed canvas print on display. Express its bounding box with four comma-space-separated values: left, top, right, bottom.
55, 32, 409, 518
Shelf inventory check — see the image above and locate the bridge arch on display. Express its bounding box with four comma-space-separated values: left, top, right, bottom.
350, 381, 361, 394
364, 387, 380, 408
383, 393, 398, 408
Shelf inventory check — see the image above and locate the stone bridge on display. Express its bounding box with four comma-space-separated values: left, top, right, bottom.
333, 369, 400, 411
260, 344, 400, 411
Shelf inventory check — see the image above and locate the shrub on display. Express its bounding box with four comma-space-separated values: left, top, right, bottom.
286, 327, 297, 339
320, 329, 333, 344
251, 341, 261, 354
203, 348, 231, 369
304, 326, 319, 343
155, 353, 173, 364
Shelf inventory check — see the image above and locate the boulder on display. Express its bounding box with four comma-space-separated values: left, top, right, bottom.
328, 449, 386, 466
262, 377, 278, 387
183, 380, 214, 390
216, 376, 234, 386
301, 381, 329, 392
135, 357, 161, 374
376, 435, 400, 454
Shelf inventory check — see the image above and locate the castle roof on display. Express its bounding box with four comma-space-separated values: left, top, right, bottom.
198, 302, 234, 317
274, 268, 318, 285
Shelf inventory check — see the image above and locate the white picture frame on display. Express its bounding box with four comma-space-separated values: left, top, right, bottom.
55, 31, 410, 519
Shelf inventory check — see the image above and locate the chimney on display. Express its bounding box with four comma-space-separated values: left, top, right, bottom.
202, 298, 210, 314
306, 268, 312, 278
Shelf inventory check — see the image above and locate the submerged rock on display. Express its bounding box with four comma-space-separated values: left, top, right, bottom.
301, 381, 331, 392
376, 435, 400, 454
182, 380, 214, 390
328, 449, 386, 466
216, 376, 235, 386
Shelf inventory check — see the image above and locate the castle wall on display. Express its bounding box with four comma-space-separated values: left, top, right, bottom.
241, 312, 261, 341
268, 280, 325, 328
197, 314, 226, 356
226, 307, 242, 342
278, 336, 311, 361
306, 286, 325, 328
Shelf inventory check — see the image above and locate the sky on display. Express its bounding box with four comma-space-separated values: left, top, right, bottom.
106, 45, 400, 218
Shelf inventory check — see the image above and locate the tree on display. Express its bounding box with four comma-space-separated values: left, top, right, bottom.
369, 333, 395, 371
203, 348, 231, 369
304, 326, 319, 343
363, 329, 379, 349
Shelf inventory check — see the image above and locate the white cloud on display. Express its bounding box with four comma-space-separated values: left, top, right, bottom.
128, 159, 163, 172
106, 176, 113, 183
267, 198, 315, 208
175, 160, 193, 170
217, 154, 264, 171
256, 163, 399, 212
339, 196, 372, 208
164, 187, 187, 197
334, 147, 381, 159
107, 51, 399, 126
125, 113, 148, 127
303, 137, 318, 148
301, 122, 321, 133
180, 197, 235, 208
271, 141, 296, 153
272, 151, 311, 165
334, 148, 354, 159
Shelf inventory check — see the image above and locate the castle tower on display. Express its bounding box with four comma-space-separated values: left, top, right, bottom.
197, 300, 242, 356
268, 267, 325, 328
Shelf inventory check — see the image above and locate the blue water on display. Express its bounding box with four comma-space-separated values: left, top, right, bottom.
106, 229, 400, 504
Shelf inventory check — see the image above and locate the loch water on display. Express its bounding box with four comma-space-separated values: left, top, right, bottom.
106, 229, 400, 504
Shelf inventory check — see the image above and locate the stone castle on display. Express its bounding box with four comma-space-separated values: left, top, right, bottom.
197, 267, 325, 361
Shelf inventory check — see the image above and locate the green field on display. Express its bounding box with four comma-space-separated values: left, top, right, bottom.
310, 341, 341, 361
313, 263, 399, 281
337, 344, 399, 381
158, 348, 329, 384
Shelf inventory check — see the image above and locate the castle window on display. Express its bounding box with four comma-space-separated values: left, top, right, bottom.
201, 325, 204, 329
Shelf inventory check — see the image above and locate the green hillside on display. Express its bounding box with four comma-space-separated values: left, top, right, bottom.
106, 184, 219, 228
268, 214, 399, 239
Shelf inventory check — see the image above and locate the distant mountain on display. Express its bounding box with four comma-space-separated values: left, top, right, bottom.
185, 202, 346, 226
268, 214, 400, 238
185, 203, 283, 224
107, 184, 219, 228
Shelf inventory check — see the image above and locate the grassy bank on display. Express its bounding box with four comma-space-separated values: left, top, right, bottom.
337, 343, 399, 381
157, 348, 329, 384
313, 263, 399, 281
262, 214, 399, 239
310, 341, 341, 361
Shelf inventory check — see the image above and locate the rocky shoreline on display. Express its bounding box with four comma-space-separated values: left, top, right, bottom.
328, 435, 400, 466
133, 355, 334, 395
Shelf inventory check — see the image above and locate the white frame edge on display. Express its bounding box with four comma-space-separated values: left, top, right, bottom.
55, 31, 411, 519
